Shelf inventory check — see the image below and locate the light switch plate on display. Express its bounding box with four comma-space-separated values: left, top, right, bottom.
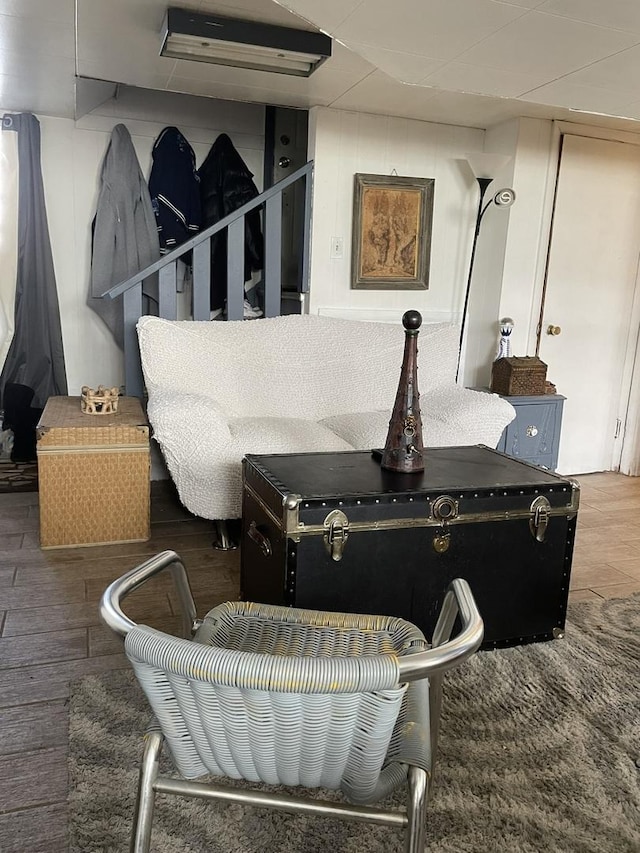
330, 236, 344, 259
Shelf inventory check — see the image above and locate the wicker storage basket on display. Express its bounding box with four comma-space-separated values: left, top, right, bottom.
490, 357, 547, 396
37, 396, 150, 548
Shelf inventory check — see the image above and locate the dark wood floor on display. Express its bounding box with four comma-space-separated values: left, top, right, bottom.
0, 472, 639, 852
0, 480, 240, 853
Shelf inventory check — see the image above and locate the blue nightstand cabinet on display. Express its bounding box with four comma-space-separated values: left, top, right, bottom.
496, 393, 565, 471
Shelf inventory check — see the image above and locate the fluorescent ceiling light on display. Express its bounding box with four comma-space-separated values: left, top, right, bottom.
160, 8, 332, 77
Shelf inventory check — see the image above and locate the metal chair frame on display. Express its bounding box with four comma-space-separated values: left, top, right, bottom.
100, 550, 483, 853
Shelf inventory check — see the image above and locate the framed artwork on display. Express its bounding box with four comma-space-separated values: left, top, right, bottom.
351, 173, 434, 290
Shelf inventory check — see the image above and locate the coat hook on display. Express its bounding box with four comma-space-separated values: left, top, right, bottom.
2, 114, 15, 131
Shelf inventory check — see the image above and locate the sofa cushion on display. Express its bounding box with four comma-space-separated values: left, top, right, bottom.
318, 411, 390, 450
228, 417, 354, 454
167, 419, 353, 522
319, 387, 515, 451
319, 410, 480, 450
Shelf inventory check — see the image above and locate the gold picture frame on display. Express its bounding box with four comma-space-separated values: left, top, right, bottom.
351, 173, 434, 290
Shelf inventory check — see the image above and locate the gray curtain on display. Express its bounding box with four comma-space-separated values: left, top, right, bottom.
0, 112, 67, 408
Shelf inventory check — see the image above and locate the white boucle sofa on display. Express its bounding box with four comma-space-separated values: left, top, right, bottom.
137, 314, 515, 521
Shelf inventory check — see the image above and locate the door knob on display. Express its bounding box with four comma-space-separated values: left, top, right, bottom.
278, 156, 292, 168
547, 324, 561, 336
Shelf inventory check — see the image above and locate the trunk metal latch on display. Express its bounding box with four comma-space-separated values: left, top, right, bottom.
530, 495, 551, 542
323, 509, 350, 561
431, 495, 458, 554
431, 495, 459, 522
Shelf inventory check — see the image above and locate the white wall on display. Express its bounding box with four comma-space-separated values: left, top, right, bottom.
463, 117, 558, 387
498, 118, 556, 358
8, 87, 265, 397
305, 108, 562, 390
463, 119, 518, 388
306, 106, 485, 327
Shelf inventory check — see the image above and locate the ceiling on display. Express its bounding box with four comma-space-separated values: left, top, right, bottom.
4, 0, 640, 131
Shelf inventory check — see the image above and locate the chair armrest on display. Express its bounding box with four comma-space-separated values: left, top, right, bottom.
397, 578, 484, 681
100, 550, 198, 639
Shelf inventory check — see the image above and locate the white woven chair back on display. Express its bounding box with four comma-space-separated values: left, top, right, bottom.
125, 601, 430, 805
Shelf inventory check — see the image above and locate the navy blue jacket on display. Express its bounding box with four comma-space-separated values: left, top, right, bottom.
149, 127, 201, 254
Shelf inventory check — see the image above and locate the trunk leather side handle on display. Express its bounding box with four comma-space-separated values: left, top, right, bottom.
248, 521, 272, 558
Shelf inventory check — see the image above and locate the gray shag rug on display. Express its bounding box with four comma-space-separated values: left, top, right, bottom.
69, 595, 640, 852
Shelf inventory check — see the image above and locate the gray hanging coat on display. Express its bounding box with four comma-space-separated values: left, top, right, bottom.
88, 124, 160, 349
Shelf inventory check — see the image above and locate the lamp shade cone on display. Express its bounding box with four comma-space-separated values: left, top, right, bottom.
464, 153, 511, 179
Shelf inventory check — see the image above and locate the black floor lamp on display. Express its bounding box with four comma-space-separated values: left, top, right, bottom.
457, 154, 516, 381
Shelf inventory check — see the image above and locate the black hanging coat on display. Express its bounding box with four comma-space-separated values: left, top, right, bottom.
198, 134, 264, 311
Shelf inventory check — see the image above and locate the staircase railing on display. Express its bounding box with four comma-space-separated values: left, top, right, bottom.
102, 160, 314, 398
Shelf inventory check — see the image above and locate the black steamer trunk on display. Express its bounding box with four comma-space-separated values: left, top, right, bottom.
240, 446, 579, 648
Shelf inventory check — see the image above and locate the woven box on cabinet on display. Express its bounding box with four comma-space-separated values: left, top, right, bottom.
36, 396, 150, 548
490, 356, 547, 396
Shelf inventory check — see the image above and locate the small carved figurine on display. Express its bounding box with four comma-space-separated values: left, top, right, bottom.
380, 310, 425, 473
81, 385, 120, 415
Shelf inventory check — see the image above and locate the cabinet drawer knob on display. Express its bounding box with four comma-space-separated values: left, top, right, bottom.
526, 425, 538, 437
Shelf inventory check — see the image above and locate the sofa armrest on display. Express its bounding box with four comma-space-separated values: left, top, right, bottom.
421, 387, 516, 447
147, 391, 232, 467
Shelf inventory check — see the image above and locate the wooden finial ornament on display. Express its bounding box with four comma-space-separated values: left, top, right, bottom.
380, 310, 425, 473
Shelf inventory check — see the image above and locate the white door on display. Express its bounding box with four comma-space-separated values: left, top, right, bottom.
539, 133, 640, 475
